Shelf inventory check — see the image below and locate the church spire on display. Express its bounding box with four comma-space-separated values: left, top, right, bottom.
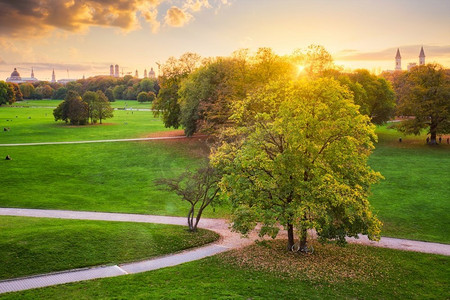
31, 67, 35, 78
419, 46, 425, 65
51, 69, 56, 83
395, 48, 402, 70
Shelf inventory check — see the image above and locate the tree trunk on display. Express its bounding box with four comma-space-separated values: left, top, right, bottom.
193, 206, 206, 232
187, 206, 194, 231
299, 228, 307, 250
430, 118, 438, 144
286, 223, 295, 251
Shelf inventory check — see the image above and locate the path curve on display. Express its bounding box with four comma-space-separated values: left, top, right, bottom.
0, 135, 206, 147
0, 207, 449, 294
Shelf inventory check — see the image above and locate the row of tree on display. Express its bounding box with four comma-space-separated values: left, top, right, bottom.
153, 47, 449, 144
53, 90, 114, 125
152, 46, 397, 138
1, 75, 160, 103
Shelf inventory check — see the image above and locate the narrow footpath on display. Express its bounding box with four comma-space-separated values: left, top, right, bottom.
0, 135, 207, 147
0, 207, 449, 295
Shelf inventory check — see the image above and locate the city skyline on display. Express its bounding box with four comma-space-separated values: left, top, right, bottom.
1, 0, 449, 80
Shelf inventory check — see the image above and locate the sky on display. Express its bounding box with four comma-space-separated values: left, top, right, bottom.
0, 0, 449, 81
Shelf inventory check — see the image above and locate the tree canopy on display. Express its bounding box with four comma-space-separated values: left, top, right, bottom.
53, 91, 88, 125
155, 45, 394, 137
152, 52, 202, 129
211, 78, 382, 250
0, 81, 15, 105
395, 64, 450, 143
346, 69, 396, 125
81, 90, 114, 124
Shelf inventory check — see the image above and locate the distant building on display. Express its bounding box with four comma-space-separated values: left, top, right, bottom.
395, 49, 402, 70
144, 69, 148, 78
394, 47, 426, 71
135, 70, 138, 78
110, 65, 114, 76
57, 79, 77, 85
419, 46, 425, 65
407, 63, 417, 71
149, 67, 156, 79
6, 68, 39, 84
51, 69, 56, 83
114, 64, 119, 77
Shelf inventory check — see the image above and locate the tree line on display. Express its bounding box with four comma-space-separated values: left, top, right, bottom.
0, 75, 160, 104
152, 46, 449, 144
152, 46, 399, 138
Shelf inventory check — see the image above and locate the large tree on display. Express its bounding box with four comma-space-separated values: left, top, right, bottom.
93, 90, 114, 124
396, 64, 450, 144
82, 90, 114, 124
178, 57, 248, 136
82, 91, 98, 123
0, 81, 15, 105
347, 69, 396, 125
19, 83, 35, 99
8, 83, 22, 102
177, 48, 296, 137
152, 52, 202, 129
53, 91, 88, 125
211, 78, 382, 251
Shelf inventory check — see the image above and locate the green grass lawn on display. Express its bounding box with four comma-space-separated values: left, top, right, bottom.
0, 139, 227, 217
3, 240, 448, 299
369, 126, 450, 243
0, 106, 170, 143
0, 216, 218, 280
7, 100, 63, 107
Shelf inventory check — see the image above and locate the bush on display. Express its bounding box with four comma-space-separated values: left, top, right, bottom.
137, 91, 150, 102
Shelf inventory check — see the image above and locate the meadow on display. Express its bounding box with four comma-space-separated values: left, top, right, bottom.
1, 105, 449, 243
369, 127, 450, 243
0, 104, 169, 144
0, 216, 218, 280
3, 240, 448, 299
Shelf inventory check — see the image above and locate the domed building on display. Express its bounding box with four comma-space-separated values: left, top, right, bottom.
148, 67, 156, 79
6, 67, 39, 84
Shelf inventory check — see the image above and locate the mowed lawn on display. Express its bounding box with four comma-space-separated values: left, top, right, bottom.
369, 126, 450, 244
4, 240, 448, 299
0, 104, 167, 144
0, 139, 227, 217
0, 216, 218, 280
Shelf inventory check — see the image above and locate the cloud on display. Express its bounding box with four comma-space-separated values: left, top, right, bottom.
336, 45, 450, 61
184, 0, 211, 12
0, 0, 231, 38
164, 6, 192, 27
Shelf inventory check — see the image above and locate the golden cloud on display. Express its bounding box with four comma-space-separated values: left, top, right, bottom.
0, 0, 228, 38
164, 6, 192, 27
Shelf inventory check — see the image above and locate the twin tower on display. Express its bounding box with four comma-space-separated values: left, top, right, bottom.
110, 64, 120, 77
395, 47, 425, 71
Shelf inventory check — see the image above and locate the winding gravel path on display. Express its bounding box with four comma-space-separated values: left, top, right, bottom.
0, 207, 449, 294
